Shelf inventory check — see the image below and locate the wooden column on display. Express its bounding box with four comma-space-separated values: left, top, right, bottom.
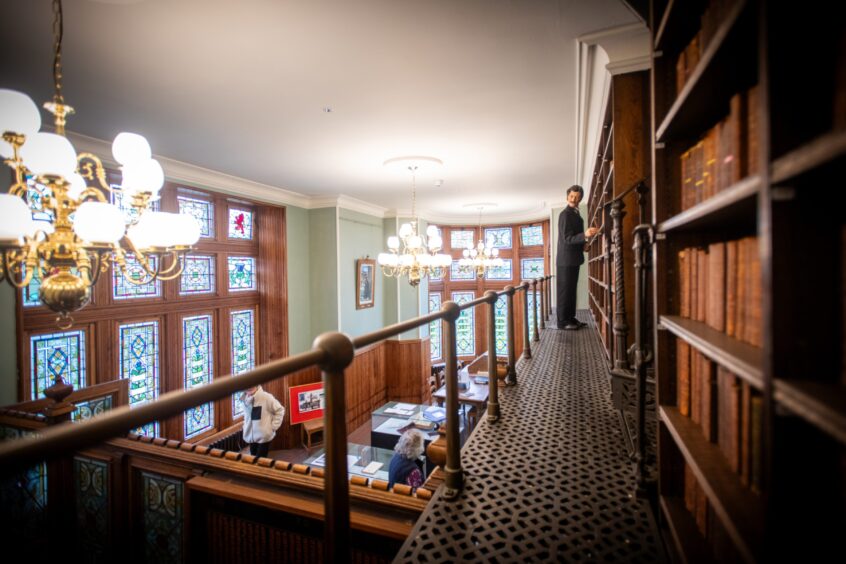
521, 283, 532, 359
539, 277, 546, 330
484, 291, 500, 421
441, 301, 463, 499
504, 286, 517, 386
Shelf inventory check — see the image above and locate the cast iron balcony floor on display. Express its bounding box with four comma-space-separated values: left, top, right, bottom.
395, 311, 666, 562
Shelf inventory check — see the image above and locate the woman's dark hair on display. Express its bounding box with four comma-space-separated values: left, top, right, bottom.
567, 184, 584, 197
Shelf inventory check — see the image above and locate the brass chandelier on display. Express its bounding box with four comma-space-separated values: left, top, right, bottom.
0, 0, 199, 328
458, 205, 503, 278
377, 157, 451, 286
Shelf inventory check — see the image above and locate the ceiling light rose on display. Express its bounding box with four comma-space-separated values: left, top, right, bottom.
0, 0, 199, 329
378, 156, 451, 286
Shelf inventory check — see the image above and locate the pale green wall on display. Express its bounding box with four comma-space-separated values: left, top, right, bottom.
286, 204, 312, 355
381, 217, 398, 328
308, 207, 339, 336
550, 204, 589, 311
338, 208, 386, 338
0, 284, 17, 405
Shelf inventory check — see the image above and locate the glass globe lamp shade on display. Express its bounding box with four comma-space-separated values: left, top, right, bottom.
426, 225, 439, 238
437, 254, 452, 267
0, 194, 35, 241
398, 223, 413, 238
462, 249, 469, 258
387, 236, 400, 250
378, 252, 398, 266
120, 158, 164, 197
399, 254, 414, 267
20, 132, 77, 178
171, 213, 201, 246
0, 89, 42, 158
428, 234, 442, 250
73, 202, 126, 244
67, 173, 87, 200
408, 235, 423, 250
492, 248, 500, 257
127, 211, 174, 248
112, 132, 152, 165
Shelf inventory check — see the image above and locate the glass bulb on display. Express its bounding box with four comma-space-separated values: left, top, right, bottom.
20, 132, 77, 178
408, 235, 423, 250
492, 247, 500, 257
67, 173, 87, 200
426, 225, 439, 238
0, 194, 34, 241
112, 132, 152, 165
428, 234, 442, 250
73, 202, 126, 244
0, 89, 41, 158
398, 223, 413, 238
172, 213, 201, 246
121, 158, 164, 196
387, 236, 400, 250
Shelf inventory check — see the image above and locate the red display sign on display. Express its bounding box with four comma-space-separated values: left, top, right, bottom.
288, 382, 325, 424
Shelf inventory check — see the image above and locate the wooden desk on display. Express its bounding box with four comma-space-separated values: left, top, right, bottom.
432, 379, 490, 412
301, 418, 324, 453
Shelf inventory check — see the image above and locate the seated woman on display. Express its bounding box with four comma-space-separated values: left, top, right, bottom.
388, 428, 425, 490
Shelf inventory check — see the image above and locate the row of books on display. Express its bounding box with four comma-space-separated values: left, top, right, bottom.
675, 0, 740, 96
679, 87, 760, 212
678, 236, 762, 348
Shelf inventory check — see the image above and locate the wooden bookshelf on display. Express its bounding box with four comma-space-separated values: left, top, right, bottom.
660, 316, 763, 389
650, 0, 846, 560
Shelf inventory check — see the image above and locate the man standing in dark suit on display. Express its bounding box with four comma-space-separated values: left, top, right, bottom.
556, 185, 598, 330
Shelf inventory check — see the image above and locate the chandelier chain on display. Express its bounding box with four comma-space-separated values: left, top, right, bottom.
51, 0, 65, 105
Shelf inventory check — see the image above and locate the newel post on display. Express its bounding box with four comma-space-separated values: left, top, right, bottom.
313, 332, 355, 563
504, 285, 517, 386
484, 291, 501, 421
521, 282, 532, 359
440, 301, 464, 499
532, 279, 540, 342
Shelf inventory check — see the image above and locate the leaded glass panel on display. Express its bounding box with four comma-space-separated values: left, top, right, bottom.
111, 182, 160, 224
119, 321, 160, 437
30, 330, 86, 400
452, 292, 475, 356
228, 257, 256, 291
114, 254, 161, 299
180, 255, 216, 295
484, 227, 512, 249
495, 295, 508, 356
74, 457, 109, 559
528, 291, 537, 339
183, 315, 214, 439
230, 309, 255, 419
429, 293, 442, 360
485, 259, 512, 280
72, 396, 113, 422
228, 208, 253, 239
521, 225, 543, 246
177, 195, 214, 238
450, 260, 474, 281
141, 472, 183, 563
450, 230, 474, 250
521, 258, 545, 280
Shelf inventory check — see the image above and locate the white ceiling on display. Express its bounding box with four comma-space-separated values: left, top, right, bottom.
0, 0, 641, 222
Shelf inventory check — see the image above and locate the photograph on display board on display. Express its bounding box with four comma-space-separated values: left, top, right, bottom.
289, 382, 325, 424
298, 389, 324, 413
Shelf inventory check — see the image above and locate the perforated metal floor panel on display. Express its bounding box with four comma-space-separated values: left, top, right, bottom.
395, 311, 666, 562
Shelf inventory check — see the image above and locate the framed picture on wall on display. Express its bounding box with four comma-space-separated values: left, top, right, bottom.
356, 258, 375, 309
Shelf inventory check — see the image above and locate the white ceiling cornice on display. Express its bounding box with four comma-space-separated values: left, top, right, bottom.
67, 131, 313, 209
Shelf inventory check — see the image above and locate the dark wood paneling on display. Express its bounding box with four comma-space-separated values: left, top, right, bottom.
385, 339, 431, 406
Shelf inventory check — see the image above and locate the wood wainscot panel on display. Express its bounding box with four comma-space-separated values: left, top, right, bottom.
385, 338, 432, 405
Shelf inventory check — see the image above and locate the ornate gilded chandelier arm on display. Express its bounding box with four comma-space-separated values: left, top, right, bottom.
112, 243, 157, 286
2, 245, 38, 289
3, 134, 29, 197
76, 152, 111, 192
153, 250, 186, 281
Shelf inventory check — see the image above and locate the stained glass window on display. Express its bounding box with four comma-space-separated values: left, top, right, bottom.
72, 396, 113, 422
450, 230, 475, 250
0, 426, 48, 512
111, 183, 160, 224
450, 260, 474, 281
521, 225, 543, 246
228, 208, 253, 239
180, 255, 216, 295
429, 293, 442, 361
485, 259, 513, 281
114, 254, 161, 299
141, 472, 183, 563
521, 258, 545, 280
495, 295, 508, 356
26, 175, 53, 224
452, 292, 475, 356
177, 195, 214, 238
22, 264, 44, 307
183, 315, 214, 439
30, 330, 86, 400
485, 227, 512, 249
230, 309, 255, 419
119, 321, 160, 437
74, 457, 109, 559
228, 257, 256, 291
